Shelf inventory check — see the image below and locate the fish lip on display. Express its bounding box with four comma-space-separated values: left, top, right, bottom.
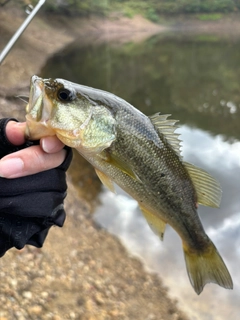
29, 75, 44, 111
25, 114, 56, 140
27, 75, 52, 122
25, 75, 55, 139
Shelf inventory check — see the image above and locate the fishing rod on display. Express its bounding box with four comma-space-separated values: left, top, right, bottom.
0, 0, 46, 65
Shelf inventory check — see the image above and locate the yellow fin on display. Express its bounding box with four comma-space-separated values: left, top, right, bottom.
184, 162, 222, 208
95, 169, 115, 193
107, 153, 141, 182
139, 205, 166, 241
149, 113, 182, 157
183, 240, 233, 294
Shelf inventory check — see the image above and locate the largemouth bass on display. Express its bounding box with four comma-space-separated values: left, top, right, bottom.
25, 75, 233, 294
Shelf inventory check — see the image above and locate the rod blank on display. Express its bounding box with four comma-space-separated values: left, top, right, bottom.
0, 0, 46, 65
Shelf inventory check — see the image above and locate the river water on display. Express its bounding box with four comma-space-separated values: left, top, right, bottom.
41, 30, 240, 320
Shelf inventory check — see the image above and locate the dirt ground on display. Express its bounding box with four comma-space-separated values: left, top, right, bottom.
2, 4, 238, 320
0, 5, 189, 320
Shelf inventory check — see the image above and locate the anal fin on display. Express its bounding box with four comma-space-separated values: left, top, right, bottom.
139, 205, 166, 241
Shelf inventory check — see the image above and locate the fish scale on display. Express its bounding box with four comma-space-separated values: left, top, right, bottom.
25, 75, 233, 295
112, 118, 200, 235
112, 108, 194, 210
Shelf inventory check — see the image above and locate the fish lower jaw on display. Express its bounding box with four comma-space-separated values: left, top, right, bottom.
54, 131, 82, 148
25, 118, 56, 140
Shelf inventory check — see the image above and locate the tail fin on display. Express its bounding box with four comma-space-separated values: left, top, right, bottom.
183, 241, 233, 295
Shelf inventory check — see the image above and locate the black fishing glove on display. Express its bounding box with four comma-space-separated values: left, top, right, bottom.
0, 118, 73, 257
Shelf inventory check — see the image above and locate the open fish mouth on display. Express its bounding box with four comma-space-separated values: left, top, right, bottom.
23, 75, 233, 293
27, 76, 43, 113
25, 75, 56, 140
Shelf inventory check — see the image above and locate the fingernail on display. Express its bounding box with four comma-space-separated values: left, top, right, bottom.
41, 137, 53, 153
0, 158, 24, 178
41, 136, 62, 153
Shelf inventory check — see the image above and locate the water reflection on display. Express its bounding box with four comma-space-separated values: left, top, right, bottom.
94, 126, 240, 320
41, 31, 240, 320
41, 32, 240, 140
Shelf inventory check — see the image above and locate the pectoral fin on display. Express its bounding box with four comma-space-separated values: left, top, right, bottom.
95, 168, 115, 193
184, 162, 222, 208
106, 152, 141, 182
139, 205, 166, 241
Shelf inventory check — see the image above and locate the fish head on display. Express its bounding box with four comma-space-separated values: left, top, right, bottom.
25, 75, 116, 153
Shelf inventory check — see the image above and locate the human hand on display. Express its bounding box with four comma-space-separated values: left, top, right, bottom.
0, 118, 72, 256
0, 120, 66, 178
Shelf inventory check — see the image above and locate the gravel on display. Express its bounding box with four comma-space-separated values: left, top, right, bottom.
0, 5, 188, 320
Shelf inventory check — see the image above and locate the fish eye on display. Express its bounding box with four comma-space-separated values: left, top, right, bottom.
57, 88, 74, 102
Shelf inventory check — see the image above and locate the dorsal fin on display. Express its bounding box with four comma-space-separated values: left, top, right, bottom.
184, 162, 222, 208
149, 113, 182, 157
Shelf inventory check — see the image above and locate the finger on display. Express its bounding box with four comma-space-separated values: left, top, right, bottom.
41, 136, 65, 153
6, 121, 65, 152
5, 121, 26, 145
0, 146, 66, 178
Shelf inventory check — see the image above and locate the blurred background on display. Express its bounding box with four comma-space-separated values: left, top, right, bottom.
1, 1, 240, 319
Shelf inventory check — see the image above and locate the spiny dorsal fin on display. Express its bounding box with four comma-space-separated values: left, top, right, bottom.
149, 113, 182, 157
184, 162, 222, 208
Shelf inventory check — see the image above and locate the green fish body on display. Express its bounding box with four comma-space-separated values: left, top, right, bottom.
26, 75, 233, 294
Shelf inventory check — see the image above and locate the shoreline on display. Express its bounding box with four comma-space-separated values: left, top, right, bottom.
0, 7, 189, 320
1, 5, 240, 319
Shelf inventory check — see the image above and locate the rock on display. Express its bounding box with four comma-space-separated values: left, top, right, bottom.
41, 291, 49, 299
28, 305, 43, 315
22, 291, 32, 299
94, 292, 105, 305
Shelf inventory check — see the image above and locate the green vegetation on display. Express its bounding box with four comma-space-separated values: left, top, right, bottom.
30, 0, 240, 20
197, 13, 223, 20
